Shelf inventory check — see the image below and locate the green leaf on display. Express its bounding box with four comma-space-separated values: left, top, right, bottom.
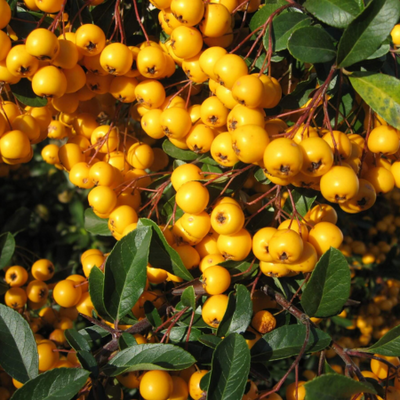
363, 325, 400, 356
181, 286, 196, 310
11, 79, 47, 107
0, 232, 15, 269
254, 167, 270, 184
162, 139, 198, 161
103, 226, 152, 321
0, 304, 38, 383
207, 334, 251, 400
249, 0, 288, 31
77, 350, 99, 378
89, 266, 112, 322
1, 207, 32, 235
220, 258, 259, 281
119, 332, 137, 350
304, 0, 362, 28
288, 26, 336, 64
102, 343, 196, 376
138, 219, 194, 281
304, 374, 376, 400
283, 189, 317, 217
251, 324, 331, 362
301, 248, 351, 318
10, 368, 90, 400
264, 12, 312, 52
161, 195, 184, 222
64, 329, 90, 352
78, 325, 110, 342
161, 326, 202, 344
349, 72, 400, 131
331, 316, 355, 328
337, 0, 400, 68
325, 361, 338, 374
199, 334, 223, 349
144, 301, 162, 328
217, 285, 253, 337
84, 209, 112, 236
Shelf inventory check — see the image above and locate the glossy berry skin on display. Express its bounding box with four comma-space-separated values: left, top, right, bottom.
26, 29, 60, 61
211, 203, 244, 235
53, 279, 82, 308
5, 287, 27, 309
5, 266, 28, 287
176, 181, 209, 214
308, 222, 343, 256
202, 265, 231, 295
37, 341, 59, 372
189, 370, 208, 400
217, 228, 252, 261
202, 294, 229, 328
251, 310, 277, 334
139, 370, 173, 400
268, 230, 304, 264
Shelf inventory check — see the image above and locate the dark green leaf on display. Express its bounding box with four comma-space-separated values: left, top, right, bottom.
264, 12, 312, 52
1, 207, 32, 235
11, 79, 47, 107
325, 361, 338, 374
337, 0, 400, 68
64, 329, 90, 352
161, 196, 184, 224
119, 332, 137, 350
138, 219, 194, 281
144, 301, 162, 328
84, 209, 112, 236
217, 285, 253, 337
283, 189, 317, 217
77, 350, 99, 379
102, 343, 196, 376
161, 326, 202, 344
8, 10, 38, 38
78, 325, 110, 342
0, 232, 15, 270
363, 325, 400, 356
162, 139, 198, 161
199, 335, 222, 349
304, 0, 362, 28
103, 226, 152, 321
304, 374, 376, 400
254, 167, 270, 184
10, 368, 90, 400
220, 258, 259, 281
200, 371, 211, 392
0, 304, 38, 383
301, 248, 351, 318
331, 316, 355, 328
251, 324, 331, 362
349, 72, 400, 131
91, 0, 115, 34
207, 334, 251, 400
89, 266, 112, 322
249, 0, 288, 31
288, 26, 336, 64
181, 286, 196, 310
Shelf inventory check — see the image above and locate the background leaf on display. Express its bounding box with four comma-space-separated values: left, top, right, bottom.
301, 248, 351, 318
0, 232, 15, 269
288, 26, 336, 64
10, 368, 90, 400
283, 189, 317, 217
10, 79, 47, 107
64, 329, 90, 352
84, 209, 112, 236
1, 207, 32, 235
304, 374, 376, 399
89, 266, 112, 322
162, 140, 198, 161
349, 72, 400, 131
337, 0, 400, 68
207, 333, 251, 400
363, 325, 400, 356
251, 324, 331, 362
103, 226, 152, 321
102, 343, 196, 376
249, 0, 288, 31
264, 12, 312, 52
180, 286, 196, 310
0, 304, 38, 383
138, 219, 194, 281
304, 0, 362, 28
217, 284, 253, 337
